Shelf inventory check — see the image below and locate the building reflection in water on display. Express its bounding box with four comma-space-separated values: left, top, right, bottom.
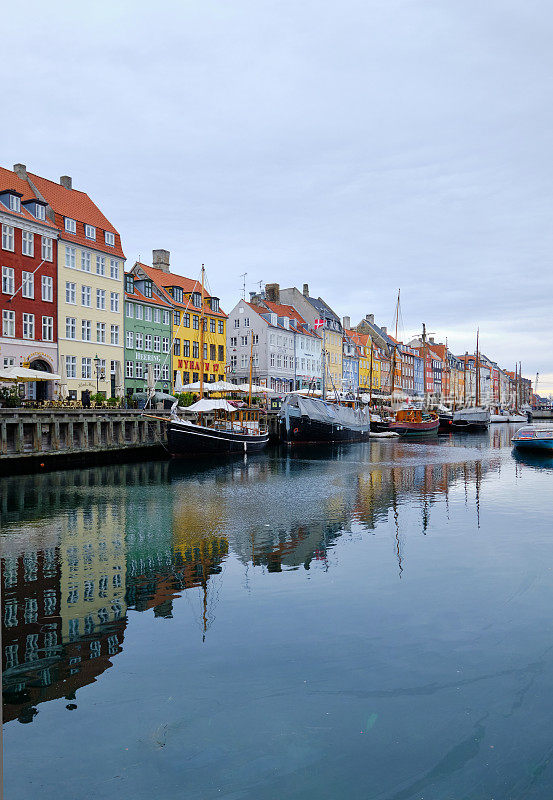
2, 442, 501, 724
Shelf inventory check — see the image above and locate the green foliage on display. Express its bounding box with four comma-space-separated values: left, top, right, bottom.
0, 387, 21, 408
177, 392, 195, 407
107, 396, 119, 407
90, 393, 105, 405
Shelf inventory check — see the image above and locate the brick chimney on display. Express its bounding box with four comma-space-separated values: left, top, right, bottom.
152, 249, 170, 273
343, 316, 351, 331
265, 283, 280, 303
60, 175, 72, 190
365, 314, 374, 324
13, 163, 27, 180
303, 283, 309, 297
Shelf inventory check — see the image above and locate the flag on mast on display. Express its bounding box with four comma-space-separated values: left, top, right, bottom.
314, 319, 324, 329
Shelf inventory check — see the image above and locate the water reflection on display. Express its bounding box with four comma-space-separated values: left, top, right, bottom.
1, 439, 507, 728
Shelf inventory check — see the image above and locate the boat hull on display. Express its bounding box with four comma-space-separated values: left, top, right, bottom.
168, 421, 269, 455
389, 419, 439, 436
512, 440, 553, 453
438, 413, 453, 432
280, 416, 370, 444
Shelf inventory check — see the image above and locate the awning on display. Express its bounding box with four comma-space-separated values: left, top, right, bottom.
186, 398, 237, 412
0, 366, 61, 382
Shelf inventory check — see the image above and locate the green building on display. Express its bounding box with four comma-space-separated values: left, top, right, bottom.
124, 272, 172, 396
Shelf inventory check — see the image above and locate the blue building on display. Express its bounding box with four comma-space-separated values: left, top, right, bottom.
413, 352, 424, 398
342, 332, 360, 393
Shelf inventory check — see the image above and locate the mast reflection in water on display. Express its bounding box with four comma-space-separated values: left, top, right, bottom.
3, 426, 552, 800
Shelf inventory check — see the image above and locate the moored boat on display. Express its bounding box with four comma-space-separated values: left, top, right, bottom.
452, 407, 490, 431
389, 408, 439, 436
511, 424, 553, 453
279, 393, 371, 443
167, 399, 269, 454
438, 410, 453, 432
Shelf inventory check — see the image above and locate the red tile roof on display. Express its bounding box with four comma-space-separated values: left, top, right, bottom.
134, 262, 227, 318
26, 171, 125, 258
124, 284, 172, 308
250, 299, 320, 338
0, 167, 58, 230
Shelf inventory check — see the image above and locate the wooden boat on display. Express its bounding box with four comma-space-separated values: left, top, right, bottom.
511, 424, 553, 453
389, 408, 439, 436
438, 410, 453, 432
168, 401, 269, 454
452, 407, 490, 431
279, 393, 370, 443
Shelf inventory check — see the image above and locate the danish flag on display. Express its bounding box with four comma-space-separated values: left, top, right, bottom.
314, 319, 324, 329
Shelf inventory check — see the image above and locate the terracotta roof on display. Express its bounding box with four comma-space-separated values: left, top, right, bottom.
246, 301, 320, 338
0, 167, 58, 230
26, 171, 125, 258
124, 285, 172, 308
134, 262, 227, 318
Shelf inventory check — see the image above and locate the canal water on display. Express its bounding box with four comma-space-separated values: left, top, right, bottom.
2, 425, 553, 799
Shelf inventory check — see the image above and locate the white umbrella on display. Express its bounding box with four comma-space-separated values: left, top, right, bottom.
207, 380, 243, 392
181, 380, 201, 391
174, 371, 184, 393
187, 398, 237, 413
0, 366, 61, 382
114, 360, 124, 398
58, 358, 68, 400
239, 383, 276, 395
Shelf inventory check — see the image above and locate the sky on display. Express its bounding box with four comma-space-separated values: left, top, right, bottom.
3, 0, 552, 392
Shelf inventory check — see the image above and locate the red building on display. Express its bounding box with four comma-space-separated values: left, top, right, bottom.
0, 166, 59, 398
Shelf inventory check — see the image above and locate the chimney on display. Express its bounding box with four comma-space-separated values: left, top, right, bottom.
265, 283, 280, 303
343, 316, 351, 331
303, 283, 309, 297
152, 249, 170, 273
250, 293, 264, 307
60, 175, 72, 190
365, 313, 374, 324
13, 163, 27, 180
429, 336, 435, 344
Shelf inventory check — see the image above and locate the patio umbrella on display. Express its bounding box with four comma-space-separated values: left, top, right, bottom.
238, 383, 276, 395
174, 371, 184, 393
58, 358, 68, 400
114, 360, 124, 398
0, 366, 61, 382
187, 398, 237, 413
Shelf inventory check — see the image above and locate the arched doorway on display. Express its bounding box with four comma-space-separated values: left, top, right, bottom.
29, 359, 53, 402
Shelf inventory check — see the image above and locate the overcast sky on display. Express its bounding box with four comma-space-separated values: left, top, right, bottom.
4, 0, 552, 391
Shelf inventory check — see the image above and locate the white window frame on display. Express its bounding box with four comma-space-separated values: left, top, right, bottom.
65, 245, 76, 269
153, 335, 161, 352
66, 317, 76, 339
126, 302, 134, 318
42, 316, 53, 341
126, 361, 134, 378
22, 313, 35, 339
135, 304, 143, 320
163, 310, 170, 325
81, 285, 91, 307
135, 332, 143, 350
81, 250, 91, 272
105, 231, 115, 246
162, 337, 170, 354
145, 334, 152, 351
110, 259, 119, 279
126, 330, 134, 349
2, 224, 14, 251
110, 324, 119, 345
41, 236, 53, 261
65, 281, 76, 304
96, 289, 106, 310
2, 266, 14, 295
35, 204, 46, 221
41, 275, 53, 302
81, 320, 91, 342
22, 271, 34, 299
65, 355, 77, 379
9, 195, 21, 212
65, 218, 77, 234
2, 309, 15, 337
84, 224, 96, 240
21, 230, 34, 257
97, 322, 106, 343
96, 255, 105, 276
110, 292, 119, 312
81, 357, 92, 379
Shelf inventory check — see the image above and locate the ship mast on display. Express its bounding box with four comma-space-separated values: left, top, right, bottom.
475, 328, 480, 407
369, 340, 373, 406
248, 330, 254, 407
199, 264, 205, 400
464, 351, 467, 406
422, 323, 428, 410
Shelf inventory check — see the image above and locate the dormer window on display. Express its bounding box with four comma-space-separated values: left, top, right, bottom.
125, 275, 134, 294
35, 204, 45, 220
9, 194, 21, 213
65, 217, 76, 234
208, 296, 220, 312
192, 291, 202, 308
85, 224, 96, 240
105, 231, 115, 246
175, 287, 183, 303
144, 280, 152, 298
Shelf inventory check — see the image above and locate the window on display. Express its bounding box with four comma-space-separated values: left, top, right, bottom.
218, 345, 224, 362
144, 307, 152, 322
126, 330, 134, 349
253, 334, 259, 344
153, 308, 161, 323
135, 304, 143, 320
270, 353, 275, 367
183, 313, 190, 328
85, 224, 96, 240
96, 255, 105, 276
284, 356, 288, 369
182, 339, 189, 357
42, 236, 53, 261
153, 365, 160, 380
162, 364, 169, 380
81, 250, 91, 272
163, 310, 170, 325
241, 336, 248, 346
22, 271, 34, 298
210, 344, 216, 361
42, 316, 53, 341
135, 332, 143, 350
65, 355, 77, 378
162, 337, 170, 353
241, 354, 248, 368
96, 289, 106, 310
143, 280, 152, 298
2, 266, 14, 295
35, 204, 46, 220
234, 318, 240, 328
193, 315, 199, 330
105, 231, 115, 246
19, 230, 33, 256
126, 361, 134, 378
230, 355, 237, 368
126, 301, 134, 318
82, 357, 92, 379
192, 341, 199, 358
2, 310, 15, 337
82, 320, 91, 341
218, 320, 224, 335
97, 322, 106, 343
110, 325, 119, 345
65, 218, 77, 233
244, 317, 250, 327
66, 317, 76, 339
135, 361, 143, 379
210, 319, 216, 333
145, 334, 152, 351
192, 291, 201, 307
65, 245, 77, 269
81, 285, 91, 307
22, 313, 34, 339
65, 281, 76, 304
110, 292, 119, 312
110, 259, 119, 279
173, 310, 180, 326
154, 335, 161, 352
2, 224, 14, 251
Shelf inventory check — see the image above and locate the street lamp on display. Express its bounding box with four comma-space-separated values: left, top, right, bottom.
94, 354, 101, 394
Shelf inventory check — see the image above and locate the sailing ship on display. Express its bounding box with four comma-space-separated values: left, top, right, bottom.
452, 329, 490, 431
165, 266, 269, 455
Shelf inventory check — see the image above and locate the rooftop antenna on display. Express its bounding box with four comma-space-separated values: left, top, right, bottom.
256, 279, 264, 294
240, 272, 247, 300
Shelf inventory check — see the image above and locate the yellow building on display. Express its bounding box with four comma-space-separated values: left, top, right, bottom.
133, 252, 227, 389
26, 170, 125, 400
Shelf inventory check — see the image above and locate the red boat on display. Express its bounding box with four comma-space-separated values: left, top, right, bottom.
389, 409, 439, 436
